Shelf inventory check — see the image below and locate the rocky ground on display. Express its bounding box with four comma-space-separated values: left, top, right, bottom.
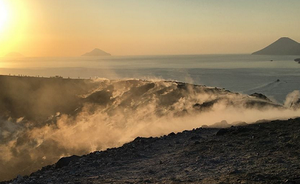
3, 117, 300, 184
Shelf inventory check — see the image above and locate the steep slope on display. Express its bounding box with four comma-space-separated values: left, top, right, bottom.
252, 37, 300, 55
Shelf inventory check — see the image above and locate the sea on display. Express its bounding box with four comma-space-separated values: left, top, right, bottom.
1, 54, 299, 103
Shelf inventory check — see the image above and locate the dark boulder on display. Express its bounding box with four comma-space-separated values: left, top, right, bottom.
216, 128, 230, 136
55, 155, 80, 169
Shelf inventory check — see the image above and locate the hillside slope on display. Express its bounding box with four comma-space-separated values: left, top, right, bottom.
0, 75, 299, 182
4, 118, 300, 184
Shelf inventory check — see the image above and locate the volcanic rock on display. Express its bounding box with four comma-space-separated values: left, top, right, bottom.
3, 118, 300, 184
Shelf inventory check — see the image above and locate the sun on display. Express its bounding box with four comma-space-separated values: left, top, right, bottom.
0, 1, 9, 32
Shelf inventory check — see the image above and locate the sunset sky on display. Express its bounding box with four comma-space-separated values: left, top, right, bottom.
0, 0, 299, 57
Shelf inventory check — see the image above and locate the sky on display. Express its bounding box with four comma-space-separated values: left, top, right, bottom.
0, 0, 299, 57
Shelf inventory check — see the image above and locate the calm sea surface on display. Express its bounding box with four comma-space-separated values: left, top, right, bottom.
1, 54, 300, 103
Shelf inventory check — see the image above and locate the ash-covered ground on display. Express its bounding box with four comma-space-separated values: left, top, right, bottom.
4, 118, 300, 184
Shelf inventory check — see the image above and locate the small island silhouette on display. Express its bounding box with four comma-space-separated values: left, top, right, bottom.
252, 37, 300, 55
82, 48, 111, 56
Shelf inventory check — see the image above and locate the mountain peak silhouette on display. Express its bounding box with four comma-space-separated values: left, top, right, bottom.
82, 48, 111, 56
252, 37, 300, 55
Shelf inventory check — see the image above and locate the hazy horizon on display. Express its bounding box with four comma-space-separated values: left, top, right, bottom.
1, 52, 256, 58
0, 0, 300, 57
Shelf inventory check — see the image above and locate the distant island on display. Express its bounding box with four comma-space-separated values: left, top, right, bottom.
82, 48, 111, 56
4, 52, 24, 57
252, 37, 300, 55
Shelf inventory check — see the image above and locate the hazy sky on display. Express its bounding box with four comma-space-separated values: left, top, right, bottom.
0, 0, 300, 57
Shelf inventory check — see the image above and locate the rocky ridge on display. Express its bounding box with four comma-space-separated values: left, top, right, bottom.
0, 75, 299, 183
4, 117, 300, 184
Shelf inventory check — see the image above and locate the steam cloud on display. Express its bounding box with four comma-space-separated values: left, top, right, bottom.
0, 79, 300, 181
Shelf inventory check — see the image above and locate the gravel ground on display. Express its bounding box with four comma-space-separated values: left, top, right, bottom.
4, 117, 300, 184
